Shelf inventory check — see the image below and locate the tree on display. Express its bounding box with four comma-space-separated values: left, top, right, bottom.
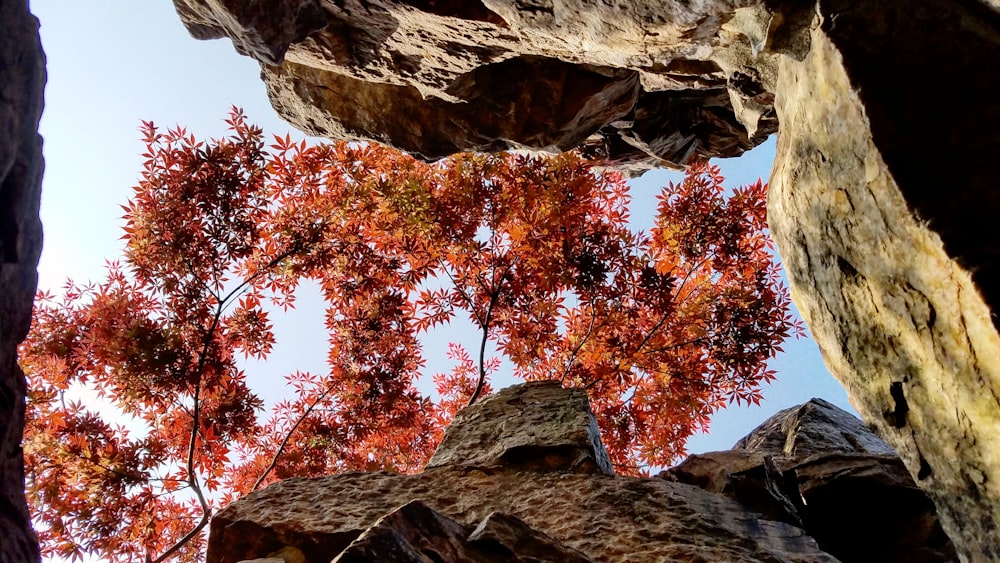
19, 109, 801, 561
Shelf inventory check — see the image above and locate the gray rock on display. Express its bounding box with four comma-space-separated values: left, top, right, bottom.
0, 1, 45, 562
425, 380, 614, 476
206, 383, 836, 563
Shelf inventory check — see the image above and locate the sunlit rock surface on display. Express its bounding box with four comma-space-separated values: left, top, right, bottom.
208, 383, 837, 563
0, 1, 44, 562
165, 1, 1000, 560
766, 3, 1000, 560
172, 0, 777, 169
424, 381, 614, 475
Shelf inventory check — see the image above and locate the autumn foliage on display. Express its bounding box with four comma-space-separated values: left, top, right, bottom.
20, 109, 800, 561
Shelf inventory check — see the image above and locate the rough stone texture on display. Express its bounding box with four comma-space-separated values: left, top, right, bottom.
662, 450, 804, 528
207, 383, 837, 563
174, 0, 776, 166
171, 0, 329, 65
332, 500, 594, 562
666, 399, 958, 562
208, 469, 836, 563
0, 1, 44, 562
733, 398, 896, 459
168, 0, 1000, 560
766, 3, 1000, 561
425, 380, 614, 475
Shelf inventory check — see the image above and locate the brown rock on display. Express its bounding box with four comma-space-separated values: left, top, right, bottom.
171, 0, 328, 65
669, 398, 957, 562
0, 1, 45, 562
207, 469, 836, 563
765, 2, 1000, 560
332, 500, 593, 563
425, 380, 614, 476
466, 511, 594, 562
207, 383, 836, 563
332, 500, 479, 563
168, 0, 1000, 559
174, 0, 775, 167
662, 450, 803, 527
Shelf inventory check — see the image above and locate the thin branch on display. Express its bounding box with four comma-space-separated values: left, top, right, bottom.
251, 380, 337, 491
441, 266, 485, 328
149, 508, 209, 563
467, 287, 499, 407
467, 260, 516, 406
560, 295, 598, 383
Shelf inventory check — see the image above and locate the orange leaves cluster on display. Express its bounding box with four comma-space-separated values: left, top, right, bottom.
20, 109, 800, 562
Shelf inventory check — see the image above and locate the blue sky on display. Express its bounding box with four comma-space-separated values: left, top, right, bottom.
31, 0, 855, 458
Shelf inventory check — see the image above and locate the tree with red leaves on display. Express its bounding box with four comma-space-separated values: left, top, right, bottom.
20, 109, 800, 561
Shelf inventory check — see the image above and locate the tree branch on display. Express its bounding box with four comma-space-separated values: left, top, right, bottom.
251, 379, 336, 491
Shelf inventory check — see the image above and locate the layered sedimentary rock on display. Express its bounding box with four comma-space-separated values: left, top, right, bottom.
170, 1, 1000, 559
207, 382, 838, 563
0, 1, 44, 562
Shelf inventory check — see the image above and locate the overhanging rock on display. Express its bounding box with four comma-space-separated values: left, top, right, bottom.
168, 0, 1000, 559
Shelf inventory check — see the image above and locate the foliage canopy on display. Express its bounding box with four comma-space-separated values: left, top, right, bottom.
20, 109, 800, 561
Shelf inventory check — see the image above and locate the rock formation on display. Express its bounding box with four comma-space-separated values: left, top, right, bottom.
208, 382, 958, 562
172, 0, 778, 170
207, 382, 841, 563
664, 398, 958, 562
169, 1, 1000, 559
0, 1, 44, 562
766, 4, 1000, 561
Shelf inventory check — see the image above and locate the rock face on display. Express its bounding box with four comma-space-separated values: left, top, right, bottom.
172, 0, 777, 168
765, 3, 1000, 561
0, 1, 44, 562
665, 399, 958, 562
207, 382, 839, 563
170, 1, 1000, 559
424, 381, 614, 475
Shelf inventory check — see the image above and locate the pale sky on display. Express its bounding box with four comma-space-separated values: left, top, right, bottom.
30, 0, 854, 466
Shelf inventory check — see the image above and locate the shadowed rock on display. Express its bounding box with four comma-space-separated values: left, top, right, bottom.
0, 1, 45, 561
207, 383, 837, 563
665, 398, 958, 562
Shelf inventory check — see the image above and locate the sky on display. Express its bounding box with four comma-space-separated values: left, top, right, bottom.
29, 0, 855, 463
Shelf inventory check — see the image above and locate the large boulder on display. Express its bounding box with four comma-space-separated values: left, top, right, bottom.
172, 0, 776, 168
666, 398, 957, 562
169, 1, 1000, 559
424, 380, 614, 475
0, 1, 44, 562
206, 382, 837, 563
